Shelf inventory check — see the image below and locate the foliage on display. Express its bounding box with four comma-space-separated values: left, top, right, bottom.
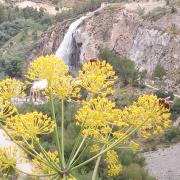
98, 48, 146, 86
119, 149, 145, 167
154, 89, 174, 100
164, 126, 180, 142
143, 5, 176, 21
153, 64, 167, 80
55, 0, 102, 22
0, 19, 25, 47
0, 5, 53, 27
119, 163, 156, 180
0, 56, 171, 179
171, 98, 180, 120
172, 98, 180, 114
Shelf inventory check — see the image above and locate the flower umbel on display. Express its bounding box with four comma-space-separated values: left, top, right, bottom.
26, 55, 80, 100
0, 78, 25, 101
5, 112, 55, 140
0, 97, 17, 120
76, 97, 120, 143
78, 60, 117, 96
105, 150, 122, 176
0, 146, 18, 176
124, 95, 171, 138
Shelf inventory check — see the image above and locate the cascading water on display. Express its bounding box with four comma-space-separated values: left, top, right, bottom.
55, 16, 87, 66
55, 3, 109, 69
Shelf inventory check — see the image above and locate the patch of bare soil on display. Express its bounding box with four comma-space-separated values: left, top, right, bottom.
144, 143, 180, 180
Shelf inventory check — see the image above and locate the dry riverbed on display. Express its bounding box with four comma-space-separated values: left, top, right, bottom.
144, 143, 180, 180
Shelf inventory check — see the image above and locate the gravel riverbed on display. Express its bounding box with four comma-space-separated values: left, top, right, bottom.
144, 143, 180, 180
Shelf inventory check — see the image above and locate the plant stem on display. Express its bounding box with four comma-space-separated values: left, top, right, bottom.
14, 167, 57, 177
67, 136, 87, 169
92, 147, 105, 180
50, 91, 62, 167
61, 99, 65, 168
71, 122, 145, 171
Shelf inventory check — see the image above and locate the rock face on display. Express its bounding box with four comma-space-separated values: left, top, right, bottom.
75, 4, 180, 75
37, 2, 180, 92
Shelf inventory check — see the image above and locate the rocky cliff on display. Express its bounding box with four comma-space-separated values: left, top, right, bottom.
37, 1, 180, 92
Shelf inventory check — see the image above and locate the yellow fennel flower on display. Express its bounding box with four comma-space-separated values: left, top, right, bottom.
105, 150, 122, 176
90, 144, 100, 153
130, 141, 139, 153
6, 112, 55, 140
124, 95, 171, 138
54, 75, 81, 100
76, 97, 119, 143
0, 146, 20, 175
0, 97, 17, 120
26, 55, 80, 99
32, 151, 59, 174
0, 78, 25, 101
78, 60, 117, 96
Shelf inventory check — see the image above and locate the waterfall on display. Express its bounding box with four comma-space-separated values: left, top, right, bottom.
55, 16, 87, 66
55, 3, 109, 68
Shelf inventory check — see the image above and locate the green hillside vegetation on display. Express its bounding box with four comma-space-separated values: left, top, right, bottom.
0, 5, 53, 79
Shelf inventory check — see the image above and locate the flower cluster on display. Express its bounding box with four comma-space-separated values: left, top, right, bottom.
78, 60, 117, 96
123, 95, 171, 138
26, 55, 80, 100
6, 112, 55, 140
0, 78, 25, 101
0, 146, 18, 175
105, 150, 122, 176
0, 97, 17, 120
32, 151, 59, 174
76, 97, 121, 143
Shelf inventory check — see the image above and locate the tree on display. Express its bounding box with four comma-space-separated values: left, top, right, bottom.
4, 54, 24, 78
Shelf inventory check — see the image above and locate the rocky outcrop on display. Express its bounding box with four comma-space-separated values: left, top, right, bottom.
37, 2, 180, 92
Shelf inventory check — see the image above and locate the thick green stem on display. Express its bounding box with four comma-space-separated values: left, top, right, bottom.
92, 147, 105, 180
92, 156, 101, 180
50, 92, 62, 167
61, 99, 65, 168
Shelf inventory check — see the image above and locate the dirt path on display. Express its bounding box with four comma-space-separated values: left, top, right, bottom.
144, 143, 180, 180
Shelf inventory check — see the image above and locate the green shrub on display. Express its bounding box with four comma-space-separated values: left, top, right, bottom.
172, 99, 180, 114
143, 6, 170, 21
98, 48, 143, 86
119, 163, 156, 180
55, 0, 102, 22
154, 89, 174, 100
164, 127, 180, 142
119, 149, 145, 167
153, 64, 167, 80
